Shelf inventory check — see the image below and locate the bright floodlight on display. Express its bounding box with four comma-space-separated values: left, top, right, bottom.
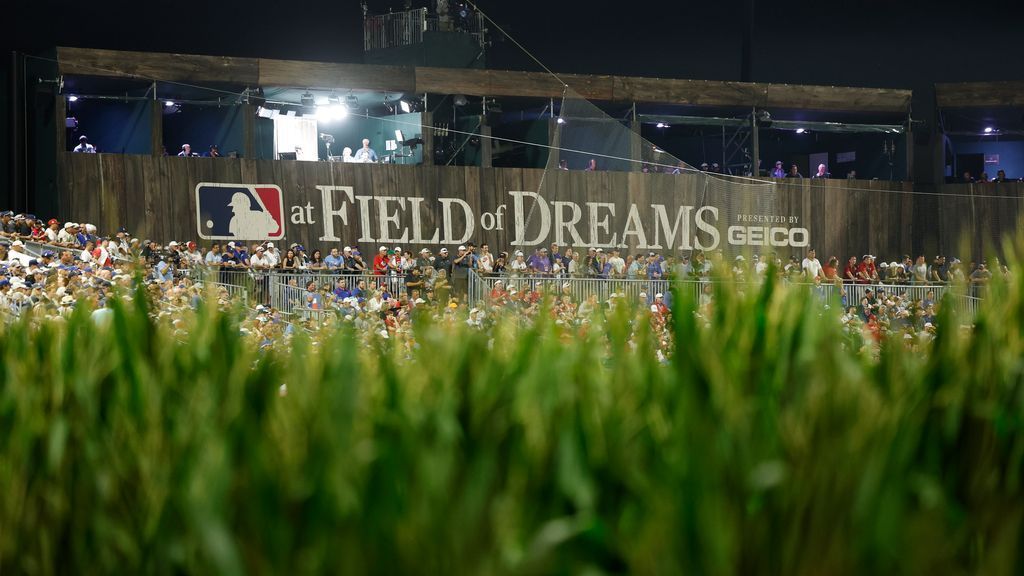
795, 128, 806, 134
400, 100, 412, 114
316, 105, 348, 122
68, 95, 78, 102
165, 101, 176, 107
984, 127, 994, 133
556, 117, 566, 125
656, 122, 669, 129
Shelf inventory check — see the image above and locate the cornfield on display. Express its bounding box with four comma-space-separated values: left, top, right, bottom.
1, 243, 1023, 575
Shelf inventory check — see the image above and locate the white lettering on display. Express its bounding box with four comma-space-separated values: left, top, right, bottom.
376, 197, 409, 244
354, 196, 375, 243
407, 196, 439, 244
619, 203, 648, 249
727, 225, 810, 248
650, 205, 694, 251
510, 191, 550, 246
290, 204, 307, 225
552, 201, 585, 247
694, 206, 720, 251
316, 186, 354, 242
439, 198, 475, 244
586, 202, 617, 248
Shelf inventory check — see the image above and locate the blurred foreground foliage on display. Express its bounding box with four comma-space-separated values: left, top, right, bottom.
2, 242, 1024, 576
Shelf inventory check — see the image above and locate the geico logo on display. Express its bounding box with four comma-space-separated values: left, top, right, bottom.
727, 226, 809, 247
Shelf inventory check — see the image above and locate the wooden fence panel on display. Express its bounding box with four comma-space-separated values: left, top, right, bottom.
56, 153, 1023, 264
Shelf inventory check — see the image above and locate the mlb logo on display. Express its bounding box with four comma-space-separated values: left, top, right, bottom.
195, 183, 286, 241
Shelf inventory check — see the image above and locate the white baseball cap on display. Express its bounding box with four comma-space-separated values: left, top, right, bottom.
343, 246, 352, 252
379, 246, 387, 251
439, 248, 448, 253
458, 245, 466, 251
655, 293, 664, 298
266, 242, 274, 248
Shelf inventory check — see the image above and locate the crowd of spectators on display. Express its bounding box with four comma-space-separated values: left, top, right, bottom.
0, 208, 1002, 356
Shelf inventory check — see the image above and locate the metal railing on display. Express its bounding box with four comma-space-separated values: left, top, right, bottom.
185, 267, 985, 319
364, 7, 486, 52
467, 271, 984, 316
467, 270, 672, 305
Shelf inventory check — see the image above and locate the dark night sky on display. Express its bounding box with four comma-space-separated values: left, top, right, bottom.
5, 0, 1023, 89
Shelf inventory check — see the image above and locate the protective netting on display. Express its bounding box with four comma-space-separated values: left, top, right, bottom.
522, 87, 781, 259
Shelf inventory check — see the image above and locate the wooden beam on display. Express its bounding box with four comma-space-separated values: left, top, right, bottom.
56, 47, 259, 85
935, 81, 1024, 108
416, 67, 611, 101
57, 47, 912, 113
258, 59, 414, 92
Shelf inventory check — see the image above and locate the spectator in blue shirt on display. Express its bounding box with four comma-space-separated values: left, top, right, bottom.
333, 279, 352, 301
324, 248, 345, 270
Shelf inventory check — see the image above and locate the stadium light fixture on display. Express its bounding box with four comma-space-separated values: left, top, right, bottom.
556, 117, 566, 125
300, 92, 315, 107
656, 122, 669, 129
400, 100, 412, 114
345, 94, 360, 111
795, 128, 806, 134
67, 95, 78, 102
984, 127, 994, 134
165, 100, 176, 107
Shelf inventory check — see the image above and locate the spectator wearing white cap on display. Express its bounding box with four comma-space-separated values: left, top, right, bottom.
263, 242, 280, 267
509, 250, 527, 277
373, 246, 389, 276
415, 248, 432, 270
57, 222, 76, 245
250, 245, 273, 268
434, 247, 453, 276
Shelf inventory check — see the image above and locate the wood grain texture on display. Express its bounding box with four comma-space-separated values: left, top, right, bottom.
57, 154, 1020, 261
935, 81, 1024, 108
57, 47, 911, 113
56, 47, 259, 85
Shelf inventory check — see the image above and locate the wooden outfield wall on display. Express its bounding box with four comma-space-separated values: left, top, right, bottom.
57, 153, 1021, 261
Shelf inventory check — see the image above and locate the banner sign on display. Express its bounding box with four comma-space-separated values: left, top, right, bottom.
195, 182, 809, 252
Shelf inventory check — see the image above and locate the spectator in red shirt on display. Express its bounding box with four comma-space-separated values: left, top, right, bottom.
372, 246, 389, 275
843, 256, 859, 283
856, 255, 878, 284
822, 256, 840, 282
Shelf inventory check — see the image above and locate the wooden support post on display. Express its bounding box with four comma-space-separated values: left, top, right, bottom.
480, 117, 492, 168
242, 103, 256, 159
420, 110, 434, 165
630, 102, 642, 171
150, 99, 163, 156
751, 107, 760, 177
55, 94, 66, 154
904, 111, 914, 181
548, 118, 561, 168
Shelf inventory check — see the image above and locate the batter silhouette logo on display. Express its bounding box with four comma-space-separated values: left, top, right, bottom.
195, 183, 285, 241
